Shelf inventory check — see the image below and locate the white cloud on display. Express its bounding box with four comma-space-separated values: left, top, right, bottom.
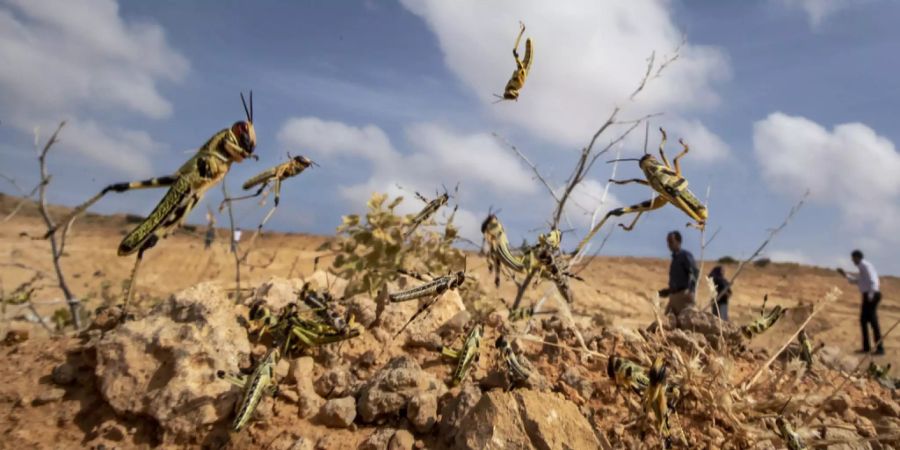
277, 117, 398, 164
766, 249, 813, 265
753, 112, 900, 243
0, 0, 188, 174
278, 117, 539, 241
278, 117, 536, 199
400, 0, 730, 156
777, 0, 856, 27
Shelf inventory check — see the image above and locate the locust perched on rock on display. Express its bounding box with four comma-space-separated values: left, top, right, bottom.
495, 335, 532, 388
742, 294, 786, 339
217, 347, 280, 432
440, 323, 483, 386
390, 268, 467, 338
44, 92, 259, 316
607, 355, 650, 396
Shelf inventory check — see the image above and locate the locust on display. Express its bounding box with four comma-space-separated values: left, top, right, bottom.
297, 283, 347, 334
741, 294, 786, 339
494, 22, 533, 102
481, 214, 577, 303
222, 153, 315, 251
404, 189, 450, 239
574, 128, 707, 255
247, 299, 360, 353
607, 355, 650, 396
495, 335, 532, 387
43, 92, 259, 315
481, 213, 525, 285
868, 362, 892, 379
798, 329, 814, 368
772, 400, 806, 450
775, 416, 806, 450
217, 347, 280, 432
390, 269, 467, 338
643, 356, 679, 444
441, 322, 483, 386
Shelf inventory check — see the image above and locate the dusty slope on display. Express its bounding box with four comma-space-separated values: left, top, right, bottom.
2, 193, 900, 449
1, 192, 898, 368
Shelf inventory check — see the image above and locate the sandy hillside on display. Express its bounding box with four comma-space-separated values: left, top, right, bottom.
2, 192, 900, 449
1, 192, 898, 367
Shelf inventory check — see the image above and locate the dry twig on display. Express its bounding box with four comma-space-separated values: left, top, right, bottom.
33, 122, 81, 329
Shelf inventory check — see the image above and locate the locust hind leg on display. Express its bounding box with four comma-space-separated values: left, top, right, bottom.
609, 178, 649, 186
240, 179, 282, 263
657, 128, 672, 169
219, 183, 268, 212
617, 196, 668, 231
121, 234, 159, 321
672, 139, 690, 176
574, 197, 670, 255
44, 176, 176, 238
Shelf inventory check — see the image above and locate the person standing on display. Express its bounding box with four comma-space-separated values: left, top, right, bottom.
709, 265, 731, 321
231, 227, 243, 254
838, 250, 884, 355
658, 231, 699, 316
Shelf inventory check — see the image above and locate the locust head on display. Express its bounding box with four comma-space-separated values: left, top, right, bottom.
231, 91, 257, 161
291, 155, 315, 169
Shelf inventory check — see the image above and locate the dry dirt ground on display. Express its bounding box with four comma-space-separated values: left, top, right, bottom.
1, 193, 899, 449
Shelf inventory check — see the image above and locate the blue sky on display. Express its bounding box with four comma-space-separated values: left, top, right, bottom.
1, 0, 898, 275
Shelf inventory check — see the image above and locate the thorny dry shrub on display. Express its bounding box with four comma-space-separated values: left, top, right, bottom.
324, 192, 485, 306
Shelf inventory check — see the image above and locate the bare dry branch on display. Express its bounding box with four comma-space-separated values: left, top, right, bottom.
33, 122, 81, 330
221, 181, 242, 301
0, 173, 41, 223
493, 133, 559, 203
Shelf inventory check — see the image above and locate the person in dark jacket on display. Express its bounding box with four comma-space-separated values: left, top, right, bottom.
658, 231, 699, 316
709, 265, 731, 321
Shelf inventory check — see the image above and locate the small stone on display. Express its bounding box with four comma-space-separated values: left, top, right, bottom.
276, 359, 290, 381
318, 396, 356, 428
32, 387, 66, 405
359, 428, 396, 450
279, 387, 299, 404
51, 362, 77, 386
855, 415, 877, 438
288, 436, 314, 450
407, 392, 438, 433
314, 367, 353, 398
389, 430, 415, 450
873, 395, 900, 418
3, 329, 28, 345
824, 393, 851, 414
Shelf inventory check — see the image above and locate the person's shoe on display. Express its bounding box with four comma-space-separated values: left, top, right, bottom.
855, 349, 871, 354
874, 348, 886, 355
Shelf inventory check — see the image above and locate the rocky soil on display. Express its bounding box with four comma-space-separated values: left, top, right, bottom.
2, 273, 900, 449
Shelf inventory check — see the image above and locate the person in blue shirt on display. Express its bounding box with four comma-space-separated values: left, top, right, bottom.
658, 231, 698, 316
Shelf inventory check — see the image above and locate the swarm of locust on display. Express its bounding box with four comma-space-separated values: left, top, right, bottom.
480, 214, 578, 303
43, 92, 260, 316
216, 285, 363, 432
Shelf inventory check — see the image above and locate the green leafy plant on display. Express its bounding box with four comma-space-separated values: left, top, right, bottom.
325, 192, 472, 299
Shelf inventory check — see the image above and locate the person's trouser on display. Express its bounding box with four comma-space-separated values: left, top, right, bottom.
861, 291, 883, 351
666, 290, 695, 316
712, 301, 729, 321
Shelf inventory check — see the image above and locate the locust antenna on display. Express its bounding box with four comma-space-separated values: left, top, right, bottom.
241, 92, 251, 123
643, 120, 650, 155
